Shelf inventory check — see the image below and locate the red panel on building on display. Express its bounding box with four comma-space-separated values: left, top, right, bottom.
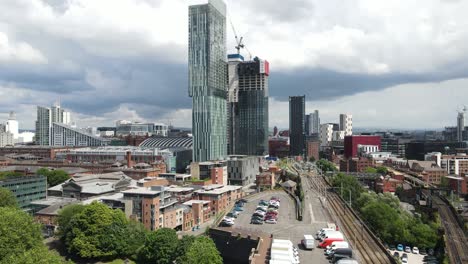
344, 135, 381, 158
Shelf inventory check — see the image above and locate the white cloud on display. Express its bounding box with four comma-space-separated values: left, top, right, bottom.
0, 32, 47, 64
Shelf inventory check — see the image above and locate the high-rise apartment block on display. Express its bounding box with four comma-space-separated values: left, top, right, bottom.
305, 110, 320, 136
457, 108, 466, 142
289, 96, 306, 156
320, 124, 334, 147
189, 0, 227, 162
340, 114, 353, 136
5, 111, 18, 139
227, 55, 269, 155
35, 104, 71, 146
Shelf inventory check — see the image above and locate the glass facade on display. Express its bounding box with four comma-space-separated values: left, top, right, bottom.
0, 176, 47, 209
189, 0, 227, 162
228, 58, 269, 156
289, 96, 306, 156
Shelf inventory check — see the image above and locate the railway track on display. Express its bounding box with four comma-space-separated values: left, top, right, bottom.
307, 175, 393, 264
432, 196, 468, 264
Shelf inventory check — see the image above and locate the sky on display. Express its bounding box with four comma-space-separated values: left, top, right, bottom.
1, 0, 468, 130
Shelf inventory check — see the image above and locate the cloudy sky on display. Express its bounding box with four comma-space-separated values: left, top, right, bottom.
1, 0, 468, 130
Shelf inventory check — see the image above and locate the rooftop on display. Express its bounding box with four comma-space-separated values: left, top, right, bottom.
195, 185, 242, 195
183, 200, 210, 206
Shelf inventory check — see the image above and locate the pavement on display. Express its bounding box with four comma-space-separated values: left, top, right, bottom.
223, 190, 332, 264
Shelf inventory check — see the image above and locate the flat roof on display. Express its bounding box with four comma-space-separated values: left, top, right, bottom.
166, 186, 194, 192
183, 200, 210, 206
195, 185, 242, 195
121, 187, 161, 195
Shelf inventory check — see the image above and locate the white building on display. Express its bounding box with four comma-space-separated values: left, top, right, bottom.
116, 120, 168, 137
320, 124, 334, 147
5, 111, 19, 139
0, 132, 14, 147
35, 104, 71, 146
306, 110, 320, 135
424, 152, 442, 167
339, 114, 353, 136
332, 131, 345, 142
17, 132, 35, 143
357, 144, 379, 155
51, 123, 109, 147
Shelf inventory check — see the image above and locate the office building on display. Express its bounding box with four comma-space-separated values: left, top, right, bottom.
344, 135, 381, 158
0, 175, 47, 208
406, 141, 466, 160
188, 0, 227, 162
457, 108, 466, 142
339, 114, 353, 136
116, 120, 168, 137
35, 104, 71, 146
289, 96, 305, 156
227, 55, 269, 155
227, 155, 260, 186
51, 123, 110, 147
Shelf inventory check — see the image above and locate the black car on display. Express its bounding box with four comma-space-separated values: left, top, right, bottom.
239, 198, 248, 203
251, 215, 264, 221
419, 248, 427, 255
393, 252, 400, 259
389, 244, 396, 251
424, 256, 437, 261
251, 219, 263, 225
424, 261, 439, 264
226, 212, 238, 218
427, 248, 435, 256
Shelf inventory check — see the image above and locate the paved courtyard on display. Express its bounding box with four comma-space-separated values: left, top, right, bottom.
224, 190, 333, 264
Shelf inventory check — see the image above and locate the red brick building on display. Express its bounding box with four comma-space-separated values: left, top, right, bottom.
344, 135, 381, 158
446, 175, 467, 195
306, 140, 320, 161
256, 172, 275, 191
340, 158, 375, 172
375, 176, 403, 193
268, 137, 289, 158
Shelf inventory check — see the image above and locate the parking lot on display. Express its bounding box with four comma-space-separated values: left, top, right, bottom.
225, 190, 333, 264
388, 249, 425, 264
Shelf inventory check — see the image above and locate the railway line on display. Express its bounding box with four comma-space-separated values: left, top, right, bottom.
306, 175, 393, 264
432, 195, 468, 264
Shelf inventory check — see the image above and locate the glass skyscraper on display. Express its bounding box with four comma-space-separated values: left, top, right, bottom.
227, 55, 269, 156
289, 96, 306, 156
188, 0, 227, 162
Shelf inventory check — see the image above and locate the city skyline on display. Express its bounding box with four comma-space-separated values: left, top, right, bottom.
2, 0, 468, 129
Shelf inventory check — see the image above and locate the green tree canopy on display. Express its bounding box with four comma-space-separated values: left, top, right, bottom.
316, 159, 337, 172
174, 235, 196, 264
0, 207, 43, 261
0, 207, 67, 263
0, 187, 17, 208
64, 201, 129, 259
57, 204, 85, 241
0, 171, 23, 180
137, 228, 179, 264
182, 236, 222, 264
37, 168, 70, 187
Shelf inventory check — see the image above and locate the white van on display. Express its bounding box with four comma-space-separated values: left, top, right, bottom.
325, 241, 350, 255
319, 231, 343, 241
301, 235, 315, 250
326, 241, 349, 251
271, 253, 299, 264
273, 239, 294, 246
316, 228, 335, 237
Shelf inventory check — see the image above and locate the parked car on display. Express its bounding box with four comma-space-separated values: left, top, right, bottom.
424, 256, 438, 261
397, 244, 404, 251
221, 219, 234, 226
251, 218, 263, 225
401, 253, 408, 263
265, 218, 277, 224
419, 248, 427, 255
239, 198, 248, 203
389, 245, 396, 251
254, 210, 266, 215
223, 216, 235, 221
234, 206, 244, 212
230, 210, 239, 216
427, 248, 435, 256
226, 212, 238, 218
404, 246, 411, 253
412, 247, 419, 254
256, 207, 267, 212
269, 204, 279, 209
267, 208, 279, 213
393, 252, 400, 259
253, 212, 264, 218
270, 196, 280, 201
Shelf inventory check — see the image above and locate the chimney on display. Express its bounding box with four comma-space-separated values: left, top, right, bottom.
126, 151, 133, 168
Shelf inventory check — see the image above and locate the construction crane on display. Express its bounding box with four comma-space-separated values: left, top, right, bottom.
230, 19, 252, 60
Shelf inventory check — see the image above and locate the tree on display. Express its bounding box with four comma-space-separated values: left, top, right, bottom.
364, 167, 378, 173
309, 156, 316, 162
0, 207, 43, 261
0, 246, 65, 264
175, 236, 196, 264
37, 168, 70, 187
64, 202, 129, 259
0, 171, 23, 180
137, 228, 179, 264
376, 166, 388, 175
0, 187, 17, 208
182, 236, 222, 264
57, 204, 85, 241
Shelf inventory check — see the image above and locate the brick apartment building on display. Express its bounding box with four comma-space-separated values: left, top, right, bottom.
256, 172, 276, 191
195, 185, 243, 213
306, 140, 320, 161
